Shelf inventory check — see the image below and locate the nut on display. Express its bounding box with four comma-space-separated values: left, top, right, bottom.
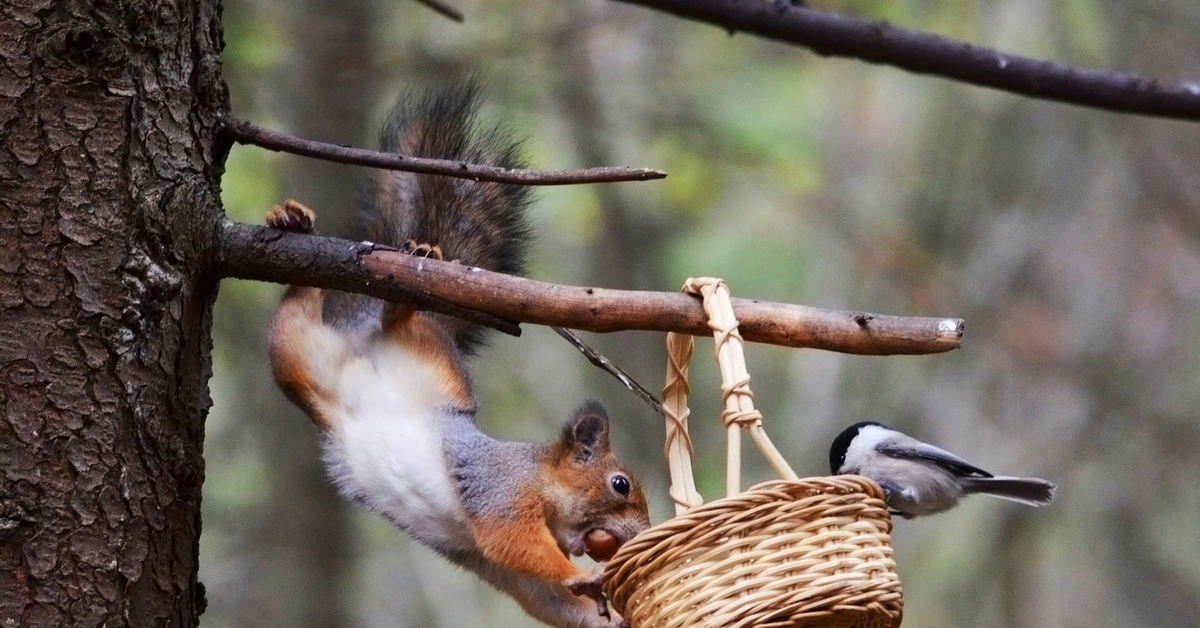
584, 529, 618, 561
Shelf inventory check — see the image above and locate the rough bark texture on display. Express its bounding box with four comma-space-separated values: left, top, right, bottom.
0, 1, 227, 626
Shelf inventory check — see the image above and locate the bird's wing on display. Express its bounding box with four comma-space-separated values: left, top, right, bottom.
877, 441, 994, 478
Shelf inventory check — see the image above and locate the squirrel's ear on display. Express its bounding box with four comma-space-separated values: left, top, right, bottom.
562, 401, 612, 463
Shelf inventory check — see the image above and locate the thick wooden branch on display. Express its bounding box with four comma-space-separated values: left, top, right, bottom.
217, 221, 963, 355
219, 116, 668, 185
613, 0, 1200, 122
217, 219, 522, 336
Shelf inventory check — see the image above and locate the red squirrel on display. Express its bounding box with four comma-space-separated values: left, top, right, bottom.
264, 84, 649, 628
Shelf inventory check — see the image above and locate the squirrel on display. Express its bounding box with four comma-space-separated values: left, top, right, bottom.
264, 84, 650, 628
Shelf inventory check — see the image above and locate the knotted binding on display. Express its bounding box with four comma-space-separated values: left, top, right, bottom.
604, 278, 904, 628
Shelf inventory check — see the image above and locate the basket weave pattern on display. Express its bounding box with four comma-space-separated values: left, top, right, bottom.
604, 478, 902, 628
602, 278, 903, 628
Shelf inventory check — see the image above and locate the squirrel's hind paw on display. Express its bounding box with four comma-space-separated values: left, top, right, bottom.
266, 199, 316, 234
401, 240, 445, 260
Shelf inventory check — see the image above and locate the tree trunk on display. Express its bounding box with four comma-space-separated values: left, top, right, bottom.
0, 1, 226, 626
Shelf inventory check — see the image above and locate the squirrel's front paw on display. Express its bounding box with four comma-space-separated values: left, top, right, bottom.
564, 564, 605, 600
566, 565, 622, 623
581, 610, 627, 628
591, 604, 630, 628
265, 199, 315, 234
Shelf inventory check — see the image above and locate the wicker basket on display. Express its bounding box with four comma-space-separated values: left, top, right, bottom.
602, 278, 903, 628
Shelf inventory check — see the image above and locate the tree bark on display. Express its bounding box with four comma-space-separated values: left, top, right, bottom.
0, 2, 226, 626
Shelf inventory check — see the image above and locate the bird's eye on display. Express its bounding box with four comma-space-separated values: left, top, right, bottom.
609, 474, 631, 497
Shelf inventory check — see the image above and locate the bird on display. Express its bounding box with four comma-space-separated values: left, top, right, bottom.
829, 421, 1056, 518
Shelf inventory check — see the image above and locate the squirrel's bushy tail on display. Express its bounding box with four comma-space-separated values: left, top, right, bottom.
368, 83, 531, 275
364, 83, 532, 355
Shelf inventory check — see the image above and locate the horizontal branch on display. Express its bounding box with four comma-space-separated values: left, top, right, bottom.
614, 0, 1200, 121
216, 221, 964, 355
217, 220, 522, 337
218, 116, 668, 185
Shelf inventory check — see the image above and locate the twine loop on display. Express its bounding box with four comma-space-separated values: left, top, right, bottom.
662, 330, 700, 510
718, 374, 762, 429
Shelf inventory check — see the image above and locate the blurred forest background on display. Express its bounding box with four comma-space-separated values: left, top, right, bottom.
202, 0, 1200, 626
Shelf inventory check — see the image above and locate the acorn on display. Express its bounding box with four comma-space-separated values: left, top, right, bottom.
584, 529, 618, 561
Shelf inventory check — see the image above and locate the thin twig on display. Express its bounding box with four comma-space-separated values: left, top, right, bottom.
218, 221, 965, 355
553, 327, 664, 415
612, 0, 1200, 121
412, 0, 464, 22
218, 116, 668, 185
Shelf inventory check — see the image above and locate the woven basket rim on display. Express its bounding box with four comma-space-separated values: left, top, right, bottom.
603, 476, 903, 628
606, 475, 890, 572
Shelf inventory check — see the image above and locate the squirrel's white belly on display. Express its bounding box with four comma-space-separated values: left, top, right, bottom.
320, 343, 475, 551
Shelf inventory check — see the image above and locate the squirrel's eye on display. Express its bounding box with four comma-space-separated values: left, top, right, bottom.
610, 474, 631, 497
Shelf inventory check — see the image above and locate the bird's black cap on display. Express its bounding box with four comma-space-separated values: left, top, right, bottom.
828, 421, 886, 474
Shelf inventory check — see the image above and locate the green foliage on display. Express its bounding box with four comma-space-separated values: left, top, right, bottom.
224, 15, 289, 73
222, 146, 283, 223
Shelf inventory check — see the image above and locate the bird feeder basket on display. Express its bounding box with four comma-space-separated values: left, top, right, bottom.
602, 278, 904, 628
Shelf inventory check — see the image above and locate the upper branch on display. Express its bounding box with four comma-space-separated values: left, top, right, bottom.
613, 0, 1200, 121
219, 116, 669, 185
412, 0, 464, 22
217, 220, 964, 355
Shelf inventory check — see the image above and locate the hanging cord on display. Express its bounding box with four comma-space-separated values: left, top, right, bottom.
552, 327, 664, 416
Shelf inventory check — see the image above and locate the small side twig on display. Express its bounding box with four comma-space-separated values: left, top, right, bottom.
412, 0, 464, 22
552, 327, 664, 416
218, 116, 668, 186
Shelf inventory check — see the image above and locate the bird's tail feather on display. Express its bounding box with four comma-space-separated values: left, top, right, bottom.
962, 476, 1056, 507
